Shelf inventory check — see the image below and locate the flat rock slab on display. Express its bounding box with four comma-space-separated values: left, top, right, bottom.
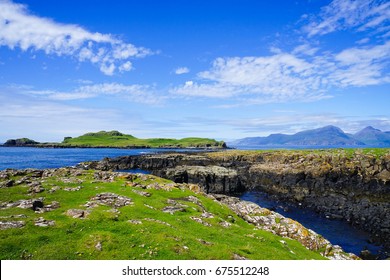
190, 216, 211, 227
86, 193, 133, 208
162, 206, 186, 214
34, 217, 55, 227
0, 220, 26, 229
66, 209, 91, 219
128, 219, 143, 224
64, 186, 82, 191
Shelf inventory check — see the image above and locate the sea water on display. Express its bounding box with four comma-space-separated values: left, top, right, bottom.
0, 147, 178, 170
240, 191, 386, 258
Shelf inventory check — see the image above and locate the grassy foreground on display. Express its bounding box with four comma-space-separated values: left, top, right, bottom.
0, 169, 324, 260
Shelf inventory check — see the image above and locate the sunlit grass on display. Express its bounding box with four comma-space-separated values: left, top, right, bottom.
0, 169, 324, 260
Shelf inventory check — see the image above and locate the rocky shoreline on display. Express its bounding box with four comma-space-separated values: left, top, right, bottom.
0, 167, 356, 259
80, 150, 390, 256
208, 193, 357, 259
1, 143, 227, 149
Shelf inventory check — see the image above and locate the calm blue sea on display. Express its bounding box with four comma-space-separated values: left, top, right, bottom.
0, 147, 173, 170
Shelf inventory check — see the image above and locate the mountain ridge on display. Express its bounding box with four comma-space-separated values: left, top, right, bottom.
230, 125, 390, 147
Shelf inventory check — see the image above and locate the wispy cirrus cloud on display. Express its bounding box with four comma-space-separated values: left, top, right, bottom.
14, 82, 163, 105
302, 0, 390, 37
0, 0, 152, 75
170, 53, 331, 103
171, 41, 390, 104
331, 41, 390, 86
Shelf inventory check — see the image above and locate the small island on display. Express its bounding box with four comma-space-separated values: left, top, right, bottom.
2, 130, 227, 149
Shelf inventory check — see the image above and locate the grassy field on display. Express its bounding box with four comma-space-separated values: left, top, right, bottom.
59, 131, 226, 148
206, 147, 390, 160
0, 169, 324, 260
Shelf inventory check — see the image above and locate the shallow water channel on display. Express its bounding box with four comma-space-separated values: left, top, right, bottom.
240, 191, 386, 259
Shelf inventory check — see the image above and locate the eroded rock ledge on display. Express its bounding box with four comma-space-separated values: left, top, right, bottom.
0, 167, 356, 259
80, 150, 390, 251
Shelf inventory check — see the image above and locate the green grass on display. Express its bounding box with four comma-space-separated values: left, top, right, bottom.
0, 169, 324, 260
58, 131, 226, 148
206, 147, 390, 160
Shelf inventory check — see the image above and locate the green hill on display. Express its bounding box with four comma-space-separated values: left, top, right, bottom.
3, 131, 227, 149
62, 131, 226, 148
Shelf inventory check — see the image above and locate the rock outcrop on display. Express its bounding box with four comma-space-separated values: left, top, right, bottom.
80, 150, 390, 251
0, 165, 355, 259
210, 194, 358, 260
3, 138, 39, 147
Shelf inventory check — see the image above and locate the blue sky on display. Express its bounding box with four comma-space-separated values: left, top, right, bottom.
0, 0, 389, 142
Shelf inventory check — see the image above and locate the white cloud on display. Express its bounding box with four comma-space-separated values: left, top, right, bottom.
292, 44, 320, 56
199, 55, 314, 86
303, 0, 390, 37
356, 38, 370, 44
335, 41, 390, 65
171, 53, 330, 103
171, 39, 390, 104
174, 67, 190, 75
0, 0, 152, 75
331, 41, 390, 86
22, 83, 162, 105
99, 63, 116, 76
119, 61, 132, 72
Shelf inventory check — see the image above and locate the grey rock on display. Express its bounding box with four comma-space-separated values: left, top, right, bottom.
233, 253, 248, 260
162, 206, 186, 215
144, 218, 172, 227
190, 216, 211, 227
201, 212, 214, 218
95, 242, 102, 251
86, 193, 133, 208
64, 186, 82, 191
128, 219, 143, 224
34, 217, 55, 227
0, 220, 25, 229
48, 186, 61, 193
66, 209, 91, 219
28, 182, 44, 193
132, 189, 152, 197
0, 180, 14, 188
219, 221, 232, 228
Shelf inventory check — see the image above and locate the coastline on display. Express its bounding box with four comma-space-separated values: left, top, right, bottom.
1, 147, 389, 259
81, 149, 390, 258
0, 166, 355, 260
0, 144, 228, 150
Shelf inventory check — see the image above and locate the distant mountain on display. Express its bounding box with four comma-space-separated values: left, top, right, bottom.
229, 125, 383, 147
353, 126, 390, 146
